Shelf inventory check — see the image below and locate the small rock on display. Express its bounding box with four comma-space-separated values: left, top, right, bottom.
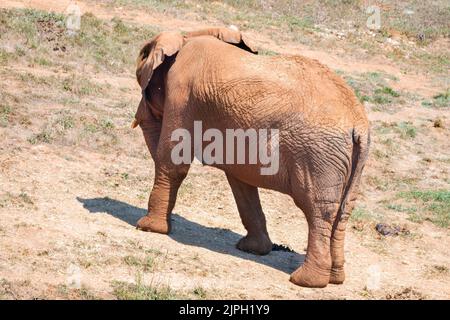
375, 223, 410, 236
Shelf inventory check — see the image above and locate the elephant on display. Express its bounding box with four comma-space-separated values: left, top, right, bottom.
131, 27, 370, 288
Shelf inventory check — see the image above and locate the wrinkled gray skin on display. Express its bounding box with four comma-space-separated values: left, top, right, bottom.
132, 29, 370, 288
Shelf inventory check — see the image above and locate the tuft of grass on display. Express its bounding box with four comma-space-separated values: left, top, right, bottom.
345, 73, 401, 106
422, 90, 450, 108
0, 104, 12, 127
350, 206, 377, 222
18, 192, 34, 205
366, 175, 389, 191
82, 118, 116, 135
111, 17, 130, 35
27, 111, 76, 145
62, 76, 103, 96
371, 94, 392, 105
123, 255, 155, 272
432, 90, 449, 108
387, 204, 417, 214
398, 190, 450, 228
33, 56, 53, 67
123, 255, 141, 267
0, 48, 12, 65
55, 111, 75, 130
429, 265, 448, 275
192, 286, 207, 299
28, 129, 53, 144
258, 48, 279, 56
375, 86, 400, 98
395, 121, 417, 139
1, 192, 35, 209
100, 119, 115, 130
354, 89, 370, 104
412, 52, 449, 74
56, 284, 99, 300
112, 277, 182, 300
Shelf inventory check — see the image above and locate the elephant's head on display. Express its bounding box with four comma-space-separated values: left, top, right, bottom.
132, 28, 258, 129
133, 31, 185, 129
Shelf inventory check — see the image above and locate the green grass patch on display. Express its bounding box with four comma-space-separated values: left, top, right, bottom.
112, 277, 183, 300
422, 90, 449, 108
395, 121, 417, 139
56, 284, 99, 300
0, 8, 159, 72
123, 255, 154, 272
27, 129, 53, 144
0, 104, 12, 127
350, 206, 377, 222
192, 286, 207, 299
33, 56, 53, 67
345, 73, 401, 106
398, 190, 450, 228
27, 111, 76, 145
0, 48, 12, 65
258, 48, 279, 56
375, 86, 400, 98
62, 76, 103, 96
432, 90, 449, 108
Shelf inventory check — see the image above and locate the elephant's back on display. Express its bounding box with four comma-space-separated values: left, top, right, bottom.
251, 54, 368, 129
176, 37, 368, 131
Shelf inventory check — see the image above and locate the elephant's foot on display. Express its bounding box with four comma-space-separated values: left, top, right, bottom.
290, 263, 330, 288
329, 266, 345, 284
136, 214, 171, 234
236, 234, 272, 255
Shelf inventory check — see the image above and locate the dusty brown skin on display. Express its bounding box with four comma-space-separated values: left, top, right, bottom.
132, 28, 370, 288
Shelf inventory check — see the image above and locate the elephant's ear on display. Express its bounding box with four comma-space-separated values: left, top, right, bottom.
136, 32, 185, 91
185, 27, 258, 54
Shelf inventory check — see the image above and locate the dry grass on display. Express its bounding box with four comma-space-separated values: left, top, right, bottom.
0, 2, 449, 300
107, 0, 449, 76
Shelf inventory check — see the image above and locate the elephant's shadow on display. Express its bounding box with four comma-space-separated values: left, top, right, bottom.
77, 197, 304, 274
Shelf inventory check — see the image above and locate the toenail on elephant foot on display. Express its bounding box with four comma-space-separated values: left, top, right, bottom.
136, 215, 171, 234
236, 235, 272, 255
290, 264, 330, 288
329, 266, 345, 285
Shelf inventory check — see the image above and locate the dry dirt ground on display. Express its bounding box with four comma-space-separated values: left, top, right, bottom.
0, 0, 449, 299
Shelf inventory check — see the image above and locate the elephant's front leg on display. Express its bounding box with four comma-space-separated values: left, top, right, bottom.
137, 166, 188, 234
226, 174, 273, 255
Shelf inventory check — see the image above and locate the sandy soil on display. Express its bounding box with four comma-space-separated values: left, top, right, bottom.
0, 0, 449, 299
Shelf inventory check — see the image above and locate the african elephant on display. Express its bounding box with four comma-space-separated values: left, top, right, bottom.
131, 27, 370, 288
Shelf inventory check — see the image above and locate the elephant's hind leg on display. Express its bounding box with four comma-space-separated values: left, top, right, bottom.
290, 199, 339, 288
329, 174, 362, 284
226, 174, 273, 255
329, 200, 352, 285
290, 179, 345, 288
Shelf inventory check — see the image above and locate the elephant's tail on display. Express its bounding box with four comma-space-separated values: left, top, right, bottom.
338, 126, 370, 217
